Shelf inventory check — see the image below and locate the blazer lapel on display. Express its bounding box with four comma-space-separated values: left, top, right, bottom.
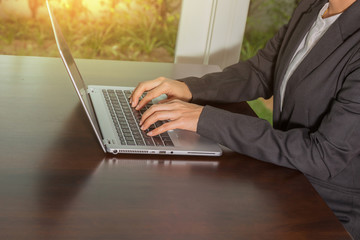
275, 5, 321, 87
280, 0, 360, 117
273, 0, 325, 125
280, 23, 343, 116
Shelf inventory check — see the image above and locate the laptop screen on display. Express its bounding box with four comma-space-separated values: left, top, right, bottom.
47, 0, 106, 152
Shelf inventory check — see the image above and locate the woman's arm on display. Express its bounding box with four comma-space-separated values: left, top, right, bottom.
196, 56, 360, 180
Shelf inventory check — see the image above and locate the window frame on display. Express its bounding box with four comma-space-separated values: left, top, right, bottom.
174, 0, 250, 69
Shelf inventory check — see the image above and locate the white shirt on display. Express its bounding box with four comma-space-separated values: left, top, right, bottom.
279, 3, 341, 111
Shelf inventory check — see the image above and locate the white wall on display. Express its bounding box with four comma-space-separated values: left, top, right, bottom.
175, 0, 250, 69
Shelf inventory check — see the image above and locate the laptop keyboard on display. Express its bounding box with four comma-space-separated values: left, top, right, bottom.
102, 89, 174, 147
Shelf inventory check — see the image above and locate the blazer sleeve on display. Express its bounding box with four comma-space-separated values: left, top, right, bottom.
196, 51, 360, 180
179, 24, 288, 104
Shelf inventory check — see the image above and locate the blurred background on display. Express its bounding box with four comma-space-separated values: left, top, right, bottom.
0, 0, 299, 123
0, 0, 181, 62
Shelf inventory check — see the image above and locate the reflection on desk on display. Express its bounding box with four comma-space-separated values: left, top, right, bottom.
104, 159, 220, 168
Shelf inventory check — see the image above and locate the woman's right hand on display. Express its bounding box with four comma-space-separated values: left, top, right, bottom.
130, 77, 192, 110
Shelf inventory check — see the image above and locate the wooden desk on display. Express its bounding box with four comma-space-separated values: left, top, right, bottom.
0, 55, 351, 239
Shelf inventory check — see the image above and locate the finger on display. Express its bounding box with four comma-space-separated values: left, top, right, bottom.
140, 110, 177, 131
135, 85, 169, 110
140, 103, 175, 125
147, 120, 183, 136
130, 78, 163, 107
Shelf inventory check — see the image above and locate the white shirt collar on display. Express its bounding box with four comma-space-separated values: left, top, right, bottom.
318, 3, 342, 23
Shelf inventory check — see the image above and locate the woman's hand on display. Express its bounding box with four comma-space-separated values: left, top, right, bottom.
139, 99, 203, 136
130, 77, 192, 110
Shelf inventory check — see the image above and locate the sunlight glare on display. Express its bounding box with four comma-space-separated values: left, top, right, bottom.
82, 0, 103, 12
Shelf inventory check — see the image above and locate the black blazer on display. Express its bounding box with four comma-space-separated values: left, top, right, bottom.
182, 0, 360, 237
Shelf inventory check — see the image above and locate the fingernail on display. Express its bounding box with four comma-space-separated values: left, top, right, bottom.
147, 131, 153, 136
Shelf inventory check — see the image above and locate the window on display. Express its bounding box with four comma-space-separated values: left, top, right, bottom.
0, 0, 182, 62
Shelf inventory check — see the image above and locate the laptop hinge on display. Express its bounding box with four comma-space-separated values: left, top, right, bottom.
102, 139, 109, 146
87, 88, 95, 94
103, 139, 116, 146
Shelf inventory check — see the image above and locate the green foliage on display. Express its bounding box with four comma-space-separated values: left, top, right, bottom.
241, 0, 296, 61
0, 0, 181, 62
247, 99, 273, 125
0, 16, 57, 56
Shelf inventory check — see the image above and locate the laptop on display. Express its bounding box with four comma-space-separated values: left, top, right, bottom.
46, 1, 222, 156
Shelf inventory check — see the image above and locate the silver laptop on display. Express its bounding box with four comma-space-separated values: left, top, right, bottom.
46, 1, 222, 156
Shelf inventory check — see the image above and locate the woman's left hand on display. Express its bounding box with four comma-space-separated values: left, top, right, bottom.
139, 99, 204, 136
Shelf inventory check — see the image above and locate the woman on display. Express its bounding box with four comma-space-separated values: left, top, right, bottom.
130, 0, 360, 238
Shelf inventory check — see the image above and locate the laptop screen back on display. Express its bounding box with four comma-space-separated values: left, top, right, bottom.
47, 0, 105, 151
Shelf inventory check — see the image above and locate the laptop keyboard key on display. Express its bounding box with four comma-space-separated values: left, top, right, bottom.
126, 140, 136, 145
153, 136, 164, 146
145, 139, 154, 146
164, 141, 174, 147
